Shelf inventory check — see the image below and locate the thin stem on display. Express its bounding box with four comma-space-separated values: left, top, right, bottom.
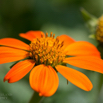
95, 44, 103, 103
94, 73, 103, 103
29, 91, 44, 103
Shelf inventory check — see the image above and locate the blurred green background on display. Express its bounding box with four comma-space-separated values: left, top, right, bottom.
0, 0, 103, 103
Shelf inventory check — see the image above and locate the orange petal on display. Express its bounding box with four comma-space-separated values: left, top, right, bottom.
0, 38, 30, 50
64, 41, 100, 57
29, 65, 59, 97
57, 35, 75, 48
63, 56, 103, 73
4, 59, 35, 83
19, 31, 45, 41
0, 51, 29, 64
0, 47, 29, 54
55, 65, 93, 91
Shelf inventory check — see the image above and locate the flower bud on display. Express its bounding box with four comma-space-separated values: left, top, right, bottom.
96, 15, 103, 43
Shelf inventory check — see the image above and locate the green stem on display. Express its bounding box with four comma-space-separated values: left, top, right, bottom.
29, 91, 44, 103
95, 44, 103, 103
94, 73, 103, 103
97, 74, 103, 92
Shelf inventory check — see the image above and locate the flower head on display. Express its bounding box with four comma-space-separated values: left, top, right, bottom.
96, 15, 103, 43
0, 31, 103, 97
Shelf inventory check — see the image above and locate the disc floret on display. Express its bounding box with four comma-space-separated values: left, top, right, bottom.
30, 32, 66, 67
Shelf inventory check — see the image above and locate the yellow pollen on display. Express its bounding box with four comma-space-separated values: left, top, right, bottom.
53, 34, 55, 38
41, 32, 44, 38
30, 33, 66, 66
50, 32, 53, 37
46, 32, 48, 37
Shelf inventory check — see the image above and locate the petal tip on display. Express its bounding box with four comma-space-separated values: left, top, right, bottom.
3, 78, 7, 82
83, 82, 93, 91
39, 93, 43, 96
87, 84, 93, 91
8, 79, 13, 83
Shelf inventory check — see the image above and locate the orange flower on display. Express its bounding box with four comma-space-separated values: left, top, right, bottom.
0, 31, 103, 97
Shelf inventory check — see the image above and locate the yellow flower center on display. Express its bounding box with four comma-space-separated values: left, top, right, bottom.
30, 32, 66, 67
96, 15, 103, 43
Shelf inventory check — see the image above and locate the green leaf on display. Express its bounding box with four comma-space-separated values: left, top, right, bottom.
80, 8, 98, 33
